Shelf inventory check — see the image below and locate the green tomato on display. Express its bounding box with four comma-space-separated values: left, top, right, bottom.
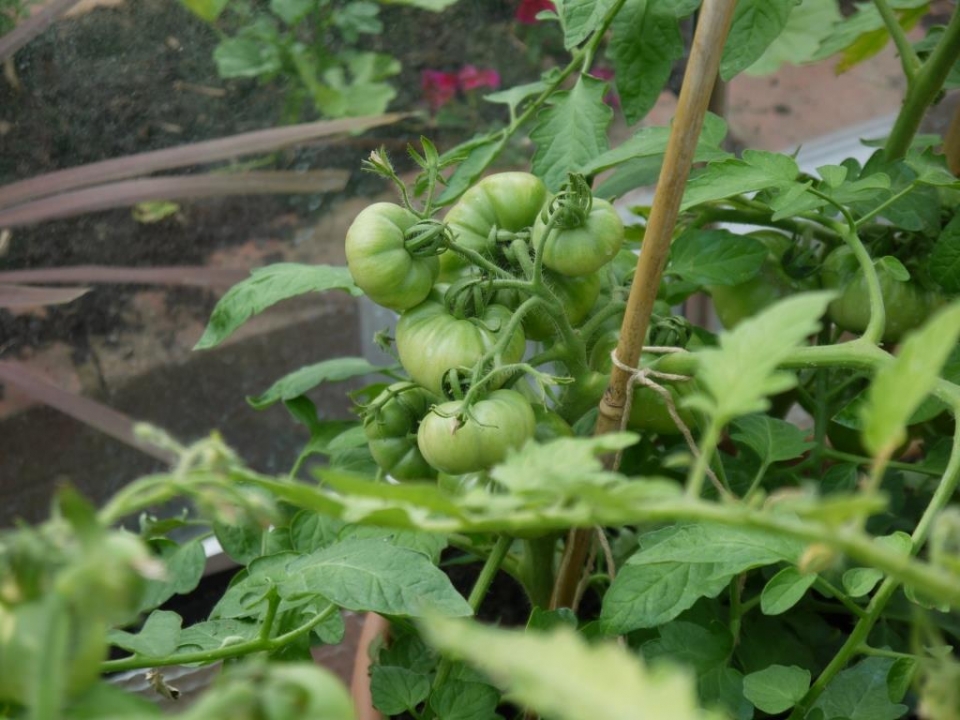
532, 404, 575, 442
709, 230, 815, 329
495, 269, 602, 341
627, 382, 697, 436
345, 202, 439, 311
417, 390, 537, 474
395, 294, 527, 396
363, 383, 439, 481
822, 245, 946, 343
534, 198, 625, 277
440, 172, 548, 281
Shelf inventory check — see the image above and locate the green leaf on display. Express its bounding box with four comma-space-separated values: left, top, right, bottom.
862, 304, 960, 458
179, 0, 230, 22
700, 666, 752, 720
531, 74, 613, 191
608, 0, 700, 124
930, 214, 960, 293
196, 264, 359, 350
555, 0, 616, 49
760, 566, 816, 615
289, 511, 345, 554
668, 230, 767, 287
437, 137, 503, 205
812, 657, 908, 720
886, 658, 918, 703
282, 539, 472, 617
721, 0, 799, 80
370, 666, 430, 715
248, 357, 386, 409
813, 0, 927, 66
213, 34, 282, 79
642, 621, 732, 674
337, 525, 447, 565
421, 620, 710, 720
743, 665, 810, 714
489, 433, 640, 498
269, 0, 312, 24
681, 150, 799, 211
176, 618, 257, 653
842, 567, 883, 598
379, 0, 459, 9
730, 414, 814, 465
214, 519, 263, 565
138, 538, 206, 612
107, 611, 182, 657
745, 0, 843, 75
316, 51, 400, 118
686, 292, 833, 425
601, 523, 803, 632
484, 81, 548, 113
429, 680, 500, 720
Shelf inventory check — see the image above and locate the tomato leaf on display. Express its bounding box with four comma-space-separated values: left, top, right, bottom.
282, 539, 472, 617
554, 0, 616, 49
745, 0, 842, 75
437, 135, 503, 205
421, 620, 709, 720
176, 618, 258, 653
247, 357, 388, 409
530, 74, 613, 191
813, 0, 927, 66
196, 264, 360, 350
760, 566, 816, 615
668, 229, 767, 287
842, 567, 883, 598
730, 414, 814, 465
370, 666, 431, 716
608, 0, 700, 124
379, 0, 459, 9
862, 304, 960, 458
681, 150, 799, 211
642, 621, 732, 674
930, 214, 960, 293
720, 0, 799, 81
428, 680, 500, 720
107, 611, 183, 657
743, 665, 810, 714
686, 292, 833, 425
811, 657, 907, 720
138, 538, 207, 613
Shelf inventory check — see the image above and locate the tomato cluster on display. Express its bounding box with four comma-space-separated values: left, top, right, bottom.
348, 171, 634, 480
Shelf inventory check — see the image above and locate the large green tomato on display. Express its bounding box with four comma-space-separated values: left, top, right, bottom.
709, 231, 815, 329
395, 294, 527, 395
417, 389, 536, 474
363, 383, 439, 480
821, 245, 946, 342
345, 202, 439, 311
440, 172, 548, 281
533, 198, 625, 277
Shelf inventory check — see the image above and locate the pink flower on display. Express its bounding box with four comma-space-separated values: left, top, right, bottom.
592, 67, 619, 108
421, 70, 459, 112
457, 65, 501, 92
515, 0, 554, 24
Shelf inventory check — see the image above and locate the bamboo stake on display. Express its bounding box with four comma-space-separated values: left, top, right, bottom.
550, 0, 739, 610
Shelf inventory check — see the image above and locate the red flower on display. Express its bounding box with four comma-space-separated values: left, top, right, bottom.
457, 65, 501, 92
421, 70, 459, 112
515, 0, 554, 24
592, 67, 619, 108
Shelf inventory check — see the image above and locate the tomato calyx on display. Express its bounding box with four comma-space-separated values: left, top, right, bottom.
404, 218, 453, 258
541, 172, 594, 230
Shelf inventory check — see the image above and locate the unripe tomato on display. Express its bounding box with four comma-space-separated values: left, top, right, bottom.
440, 172, 548, 281
821, 245, 946, 342
363, 383, 439, 480
495, 269, 602, 341
395, 295, 526, 396
533, 198, 624, 277
417, 390, 536, 474
345, 202, 439, 311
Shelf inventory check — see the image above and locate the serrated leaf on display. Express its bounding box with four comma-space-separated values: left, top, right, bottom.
282, 539, 472, 617
437, 137, 503, 205
746, 0, 843, 75
555, 0, 616, 49
530, 75, 613, 191
700, 666, 752, 720
760, 566, 816, 615
429, 680, 500, 720
862, 304, 960, 458
812, 657, 908, 720
730, 414, 814, 464
176, 618, 257, 653
421, 620, 711, 720
743, 665, 810, 714
608, 0, 700, 124
107, 611, 182, 657
721, 0, 798, 80
686, 292, 833, 425
337, 525, 447, 565
214, 519, 264, 565
214, 34, 282, 79
489, 433, 639, 497
484, 81, 548, 112
196, 264, 360, 349
248, 357, 386, 409
668, 230, 767, 287
930, 214, 960, 293
379, 0, 458, 9
681, 150, 799, 211
370, 666, 430, 715
842, 567, 883, 598
138, 539, 206, 613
